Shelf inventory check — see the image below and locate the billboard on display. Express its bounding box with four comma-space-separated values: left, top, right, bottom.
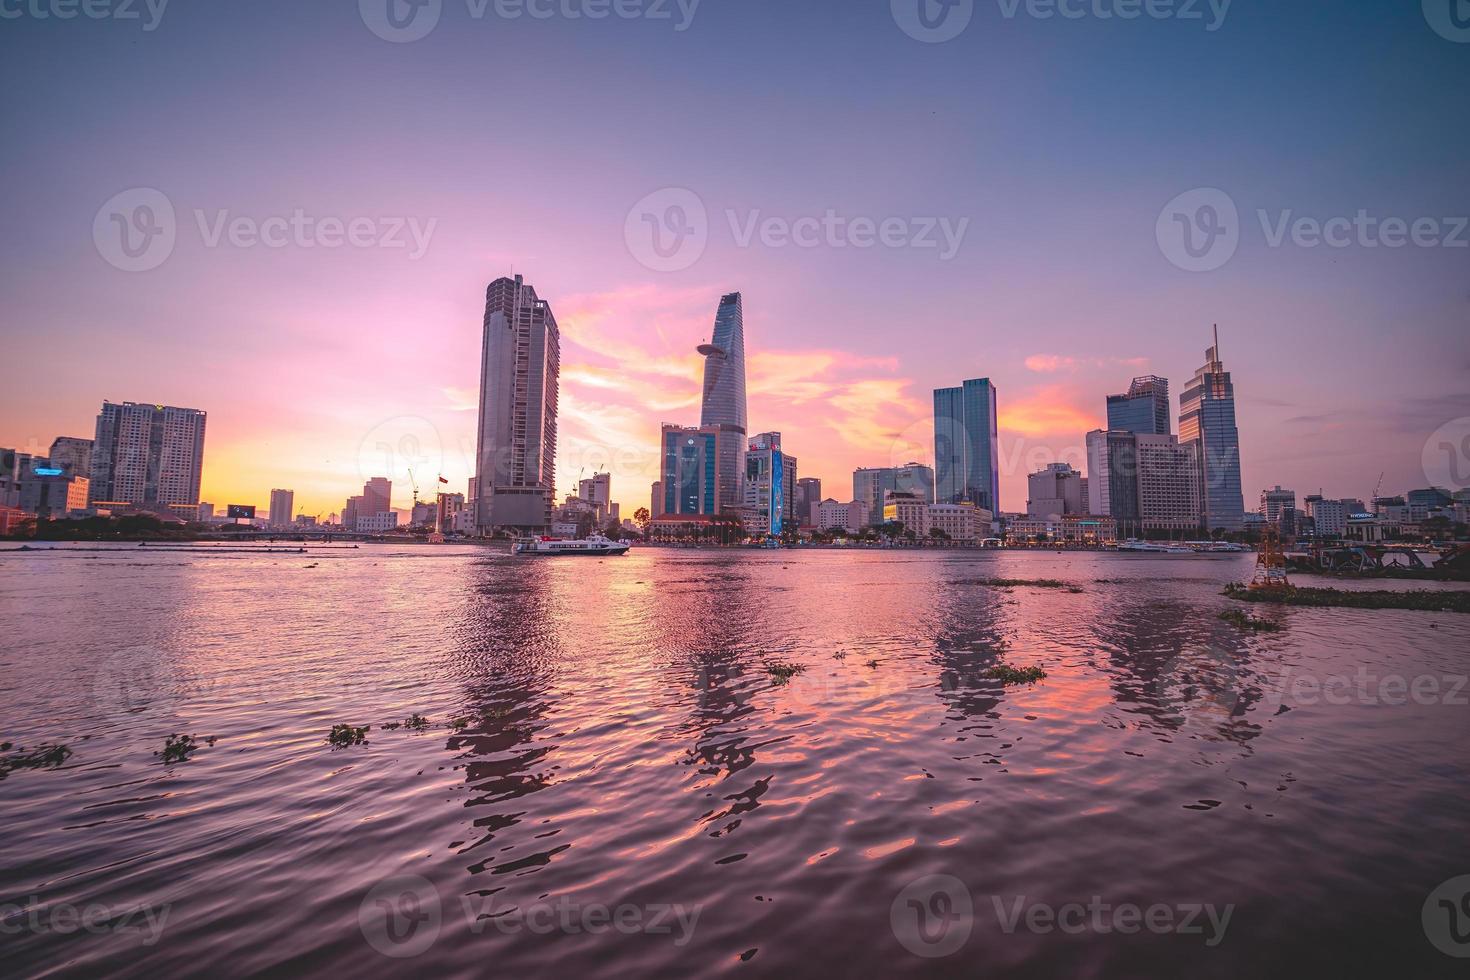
226, 504, 256, 519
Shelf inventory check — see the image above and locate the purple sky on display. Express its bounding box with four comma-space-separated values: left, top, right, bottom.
2, 0, 1466, 515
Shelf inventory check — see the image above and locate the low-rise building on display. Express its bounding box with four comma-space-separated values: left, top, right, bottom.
816, 498, 870, 534
356, 511, 399, 533
883, 490, 930, 536
928, 502, 993, 542
1004, 514, 1117, 547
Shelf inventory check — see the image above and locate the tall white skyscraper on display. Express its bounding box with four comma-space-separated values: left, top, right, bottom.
89, 401, 206, 518
474, 275, 560, 535
269, 488, 295, 526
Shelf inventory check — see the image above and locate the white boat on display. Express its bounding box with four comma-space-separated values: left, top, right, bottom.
514, 533, 630, 556
1117, 538, 1195, 554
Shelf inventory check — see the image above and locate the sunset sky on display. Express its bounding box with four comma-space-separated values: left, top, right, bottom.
2, 1, 1466, 517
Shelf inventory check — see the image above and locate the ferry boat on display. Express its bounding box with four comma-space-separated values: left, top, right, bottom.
514, 533, 631, 557
1116, 538, 1195, 554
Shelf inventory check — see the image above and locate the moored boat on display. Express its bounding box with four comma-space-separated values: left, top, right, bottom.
514, 533, 631, 556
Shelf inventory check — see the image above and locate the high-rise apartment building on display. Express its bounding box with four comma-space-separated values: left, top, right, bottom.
270, 489, 295, 527
743, 432, 796, 537
1178, 327, 1244, 531
854, 463, 934, 522
1106, 376, 1171, 435
475, 275, 560, 535
1304, 495, 1348, 537
89, 401, 206, 517
1087, 430, 1201, 532
934, 378, 1000, 511
697, 292, 748, 512
1134, 434, 1201, 531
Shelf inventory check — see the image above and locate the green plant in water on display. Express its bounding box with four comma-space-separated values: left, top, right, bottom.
449, 717, 470, 731
1218, 609, 1283, 632
765, 662, 806, 685
0, 743, 72, 779
158, 733, 197, 764
327, 724, 370, 748
985, 664, 1048, 685
404, 713, 430, 730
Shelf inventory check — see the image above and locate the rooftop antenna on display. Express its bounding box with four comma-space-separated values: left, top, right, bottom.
1213, 322, 1220, 358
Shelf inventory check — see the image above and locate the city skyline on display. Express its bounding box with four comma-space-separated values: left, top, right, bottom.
7, 310, 1461, 521
2, 3, 1465, 517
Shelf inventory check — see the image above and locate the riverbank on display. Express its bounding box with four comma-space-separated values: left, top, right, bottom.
1224, 582, 1470, 613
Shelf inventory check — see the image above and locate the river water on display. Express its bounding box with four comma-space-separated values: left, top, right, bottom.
2, 544, 1468, 977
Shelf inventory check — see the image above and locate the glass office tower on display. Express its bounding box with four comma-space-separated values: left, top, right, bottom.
933, 378, 999, 512
698, 292, 747, 512
1178, 328, 1244, 531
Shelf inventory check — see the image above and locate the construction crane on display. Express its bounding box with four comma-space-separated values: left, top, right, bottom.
1371, 471, 1384, 504
408, 467, 421, 507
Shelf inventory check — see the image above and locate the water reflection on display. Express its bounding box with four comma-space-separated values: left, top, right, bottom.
3, 547, 1468, 977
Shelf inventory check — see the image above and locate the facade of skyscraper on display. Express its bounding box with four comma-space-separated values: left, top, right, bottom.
1134, 434, 1201, 531
1105, 376, 1171, 435
794, 477, 822, 527
1087, 430, 1201, 532
698, 292, 748, 512
1085, 430, 1141, 531
1027, 462, 1084, 519
48, 437, 93, 479
1178, 328, 1244, 531
474, 275, 560, 535
854, 463, 935, 522
743, 432, 796, 537
89, 401, 207, 517
933, 378, 999, 511
269, 488, 295, 526
660, 424, 723, 516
